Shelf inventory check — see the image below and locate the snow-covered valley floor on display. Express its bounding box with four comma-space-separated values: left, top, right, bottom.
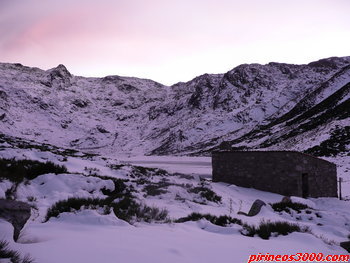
0, 145, 349, 262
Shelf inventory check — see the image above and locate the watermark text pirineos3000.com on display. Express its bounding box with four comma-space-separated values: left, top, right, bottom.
247, 252, 350, 262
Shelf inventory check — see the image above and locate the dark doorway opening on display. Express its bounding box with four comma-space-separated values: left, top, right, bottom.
302, 173, 309, 198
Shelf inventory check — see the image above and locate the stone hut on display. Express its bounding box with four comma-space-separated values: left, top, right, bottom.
212, 151, 337, 198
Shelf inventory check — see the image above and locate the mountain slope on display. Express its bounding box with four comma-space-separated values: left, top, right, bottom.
0, 57, 349, 157
205, 66, 350, 156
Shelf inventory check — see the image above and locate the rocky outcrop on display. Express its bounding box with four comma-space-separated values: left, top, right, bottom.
0, 199, 31, 241
0, 57, 349, 156
238, 199, 266, 217
247, 199, 266, 216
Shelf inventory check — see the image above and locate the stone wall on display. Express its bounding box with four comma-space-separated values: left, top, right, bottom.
212, 151, 337, 198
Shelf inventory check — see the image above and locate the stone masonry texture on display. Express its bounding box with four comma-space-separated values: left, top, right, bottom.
212, 151, 337, 198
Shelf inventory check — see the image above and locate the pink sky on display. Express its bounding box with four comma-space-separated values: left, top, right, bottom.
0, 0, 349, 85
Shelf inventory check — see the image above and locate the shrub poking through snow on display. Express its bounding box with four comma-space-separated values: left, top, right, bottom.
189, 185, 222, 203
44, 175, 170, 223
177, 214, 310, 239
45, 197, 107, 221
143, 184, 168, 196
271, 201, 310, 213
175, 213, 242, 227
45, 195, 169, 224
100, 178, 129, 199
112, 197, 169, 223
242, 220, 310, 240
142, 179, 192, 197
130, 166, 168, 178
0, 240, 34, 263
0, 158, 67, 183
142, 179, 173, 196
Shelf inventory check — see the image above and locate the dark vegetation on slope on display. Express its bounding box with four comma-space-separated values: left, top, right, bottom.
45, 178, 169, 223
285, 82, 350, 127
257, 83, 350, 149
175, 212, 242, 226
242, 220, 310, 240
189, 185, 222, 203
265, 66, 350, 127
45, 197, 108, 220
205, 81, 350, 154
0, 158, 67, 183
109, 163, 223, 204
0, 240, 34, 263
130, 165, 168, 177
108, 164, 168, 178
261, 98, 350, 148
0, 133, 96, 159
271, 201, 310, 214
175, 212, 310, 240
305, 126, 350, 157
45, 196, 168, 224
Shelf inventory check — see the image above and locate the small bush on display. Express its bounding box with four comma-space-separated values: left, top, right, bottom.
0, 240, 34, 263
315, 212, 322, 218
111, 197, 169, 223
271, 201, 310, 213
143, 184, 168, 196
0, 158, 67, 183
175, 212, 242, 227
101, 178, 129, 198
242, 220, 310, 240
112, 196, 140, 222
135, 205, 169, 223
189, 186, 222, 203
45, 195, 169, 224
45, 197, 107, 221
130, 166, 168, 178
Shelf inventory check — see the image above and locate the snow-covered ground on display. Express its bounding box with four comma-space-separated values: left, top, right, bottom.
119, 155, 212, 178
1, 216, 346, 263
0, 146, 349, 262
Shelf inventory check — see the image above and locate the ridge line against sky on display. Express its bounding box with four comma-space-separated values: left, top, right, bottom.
2, 56, 350, 87
0, 0, 349, 85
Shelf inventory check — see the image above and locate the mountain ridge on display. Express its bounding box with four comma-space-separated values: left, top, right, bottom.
0, 56, 349, 157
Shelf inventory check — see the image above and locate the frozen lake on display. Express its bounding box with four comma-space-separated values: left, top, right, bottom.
118, 155, 212, 178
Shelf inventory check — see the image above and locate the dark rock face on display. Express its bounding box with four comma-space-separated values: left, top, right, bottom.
0, 199, 31, 241
248, 199, 266, 216
45, 64, 72, 89
340, 241, 350, 253
0, 90, 8, 101
72, 98, 89, 108
237, 199, 266, 217
96, 125, 110, 133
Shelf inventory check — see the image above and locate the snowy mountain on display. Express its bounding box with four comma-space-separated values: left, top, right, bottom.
0, 57, 349, 157
1, 57, 350, 262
